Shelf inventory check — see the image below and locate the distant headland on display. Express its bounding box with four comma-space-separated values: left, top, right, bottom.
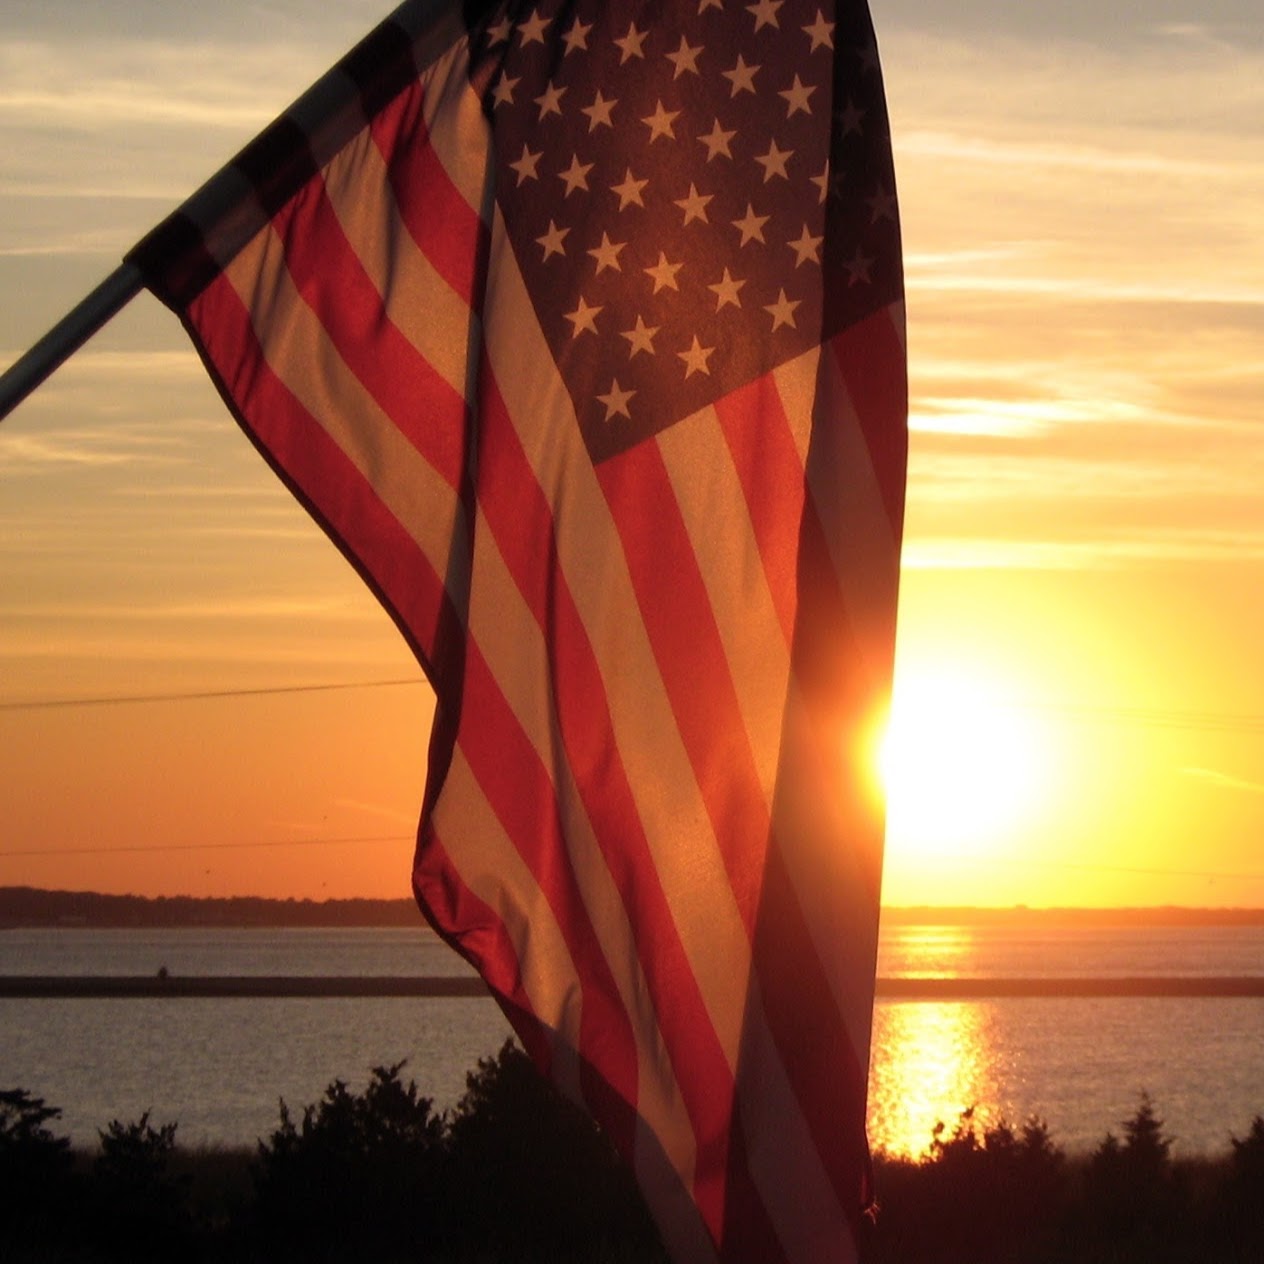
0, 886, 423, 929
2, 886, 1263, 930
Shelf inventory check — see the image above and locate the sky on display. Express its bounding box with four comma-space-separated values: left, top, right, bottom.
1, 0, 1261, 907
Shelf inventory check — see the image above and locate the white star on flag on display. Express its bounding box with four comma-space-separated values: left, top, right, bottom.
509, 144, 542, 184
615, 22, 648, 63
644, 252, 684, 293
764, 287, 801, 329
534, 81, 566, 119
535, 220, 569, 259
747, 0, 784, 32
491, 74, 519, 108
788, 224, 823, 265
733, 203, 770, 245
722, 54, 760, 97
779, 75, 816, 117
674, 183, 713, 225
643, 101, 682, 142
565, 296, 603, 335
699, 119, 736, 161
708, 268, 746, 310
596, 378, 635, 418
802, 10, 834, 51
581, 90, 617, 131
588, 232, 626, 273
612, 169, 649, 209
665, 36, 703, 78
621, 315, 659, 356
558, 155, 594, 196
755, 140, 793, 182
518, 8, 551, 46
677, 335, 715, 377
562, 17, 592, 54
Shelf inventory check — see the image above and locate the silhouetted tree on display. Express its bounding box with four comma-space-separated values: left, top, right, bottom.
91, 1112, 192, 1258
0, 1088, 76, 1250
1078, 1092, 1185, 1262
446, 1040, 666, 1263
1219, 1115, 1264, 1257
870, 1109, 1067, 1264
252, 1061, 446, 1260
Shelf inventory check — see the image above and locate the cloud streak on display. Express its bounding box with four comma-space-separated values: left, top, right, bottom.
1181, 767, 1264, 795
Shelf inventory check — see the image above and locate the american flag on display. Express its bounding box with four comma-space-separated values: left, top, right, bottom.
129, 1, 907, 1261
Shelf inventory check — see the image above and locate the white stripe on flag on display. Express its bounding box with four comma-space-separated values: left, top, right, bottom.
220, 225, 467, 587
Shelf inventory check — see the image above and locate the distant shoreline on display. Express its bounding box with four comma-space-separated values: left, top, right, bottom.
4, 974, 1263, 999
3, 886, 1264, 930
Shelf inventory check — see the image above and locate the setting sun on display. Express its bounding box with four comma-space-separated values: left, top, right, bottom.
881, 664, 1054, 865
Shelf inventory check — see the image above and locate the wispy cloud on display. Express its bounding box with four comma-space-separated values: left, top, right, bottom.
0, 39, 314, 130
1181, 767, 1264, 795
904, 530, 1264, 571
0, 429, 190, 470
881, 23, 1264, 572
332, 798, 418, 829
0, 597, 374, 623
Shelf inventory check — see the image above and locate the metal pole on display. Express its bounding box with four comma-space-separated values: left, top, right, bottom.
0, 1, 454, 427
0, 262, 144, 424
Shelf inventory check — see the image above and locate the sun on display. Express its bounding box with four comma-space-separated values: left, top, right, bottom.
879, 663, 1052, 863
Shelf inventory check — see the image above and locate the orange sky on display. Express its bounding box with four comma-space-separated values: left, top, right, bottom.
1, 3, 1262, 905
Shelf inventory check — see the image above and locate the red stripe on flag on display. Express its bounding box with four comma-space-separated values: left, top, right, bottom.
599, 388, 880, 1252
454, 635, 643, 1159
266, 176, 469, 492
718, 1113, 794, 1264
713, 377, 806, 648
748, 833, 873, 1226
800, 473, 894, 735
471, 367, 743, 1239
418, 825, 555, 1076
595, 442, 770, 933
825, 308, 908, 536
368, 82, 491, 310
792, 493, 887, 875
186, 272, 459, 681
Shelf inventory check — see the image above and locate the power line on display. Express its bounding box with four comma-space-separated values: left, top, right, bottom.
0, 834, 414, 860
0, 678, 425, 712
2, 680, 1260, 736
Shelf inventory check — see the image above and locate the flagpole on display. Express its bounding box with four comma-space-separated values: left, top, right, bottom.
0, 263, 144, 423
0, 1, 458, 429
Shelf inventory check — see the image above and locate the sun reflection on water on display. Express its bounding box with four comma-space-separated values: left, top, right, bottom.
869, 923, 1000, 1158
880, 924, 974, 978
868, 1002, 1000, 1158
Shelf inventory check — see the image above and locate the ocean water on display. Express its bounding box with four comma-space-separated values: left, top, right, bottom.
2, 923, 1262, 1157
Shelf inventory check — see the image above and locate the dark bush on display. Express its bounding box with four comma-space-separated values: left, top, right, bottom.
91, 1112, 193, 1258
0, 1087, 77, 1249
11, 1068, 1264, 1263
871, 1108, 1068, 1263
445, 1040, 666, 1263
1218, 1114, 1264, 1257
1071, 1092, 1189, 1263
251, 1060, 447, 1260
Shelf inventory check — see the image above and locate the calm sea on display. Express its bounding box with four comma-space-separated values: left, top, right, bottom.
2, 923, 1262, 1158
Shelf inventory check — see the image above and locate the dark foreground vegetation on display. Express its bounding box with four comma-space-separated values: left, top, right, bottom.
4, 1046, 1264, 1263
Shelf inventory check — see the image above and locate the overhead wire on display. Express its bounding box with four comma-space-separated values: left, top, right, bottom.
1, 679, 1260, 880
0, 678, 425, 712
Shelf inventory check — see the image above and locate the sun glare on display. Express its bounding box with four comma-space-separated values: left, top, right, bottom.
880, 665, 1052, 865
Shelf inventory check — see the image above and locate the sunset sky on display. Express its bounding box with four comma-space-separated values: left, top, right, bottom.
1, 0, 1261, 907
